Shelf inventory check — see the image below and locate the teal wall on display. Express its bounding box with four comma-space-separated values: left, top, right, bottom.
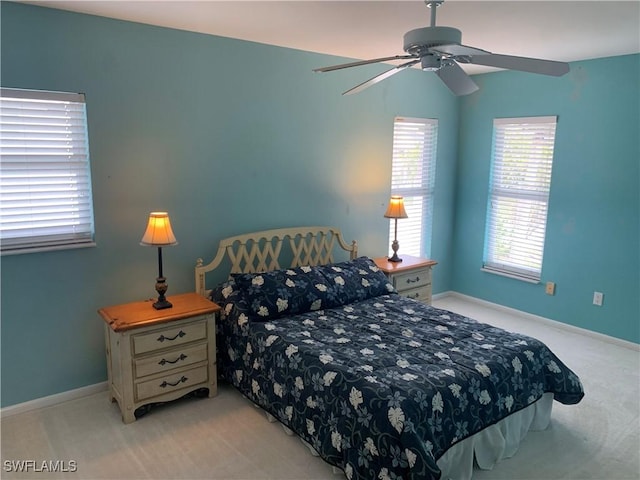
454, 54, 639, 344
1, 3, 638, 408
0, 2, 459, 406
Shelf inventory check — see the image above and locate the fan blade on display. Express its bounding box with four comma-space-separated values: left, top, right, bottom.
314, 55, 417, 73
469, 53, 569, 76
436, 62, 479, 96
344, 59, 420, 95
431, 43, 491, 57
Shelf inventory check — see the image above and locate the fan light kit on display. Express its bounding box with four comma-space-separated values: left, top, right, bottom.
313, 0, 570, 96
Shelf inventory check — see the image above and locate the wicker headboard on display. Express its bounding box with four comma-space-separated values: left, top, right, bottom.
195, 226, 358, 297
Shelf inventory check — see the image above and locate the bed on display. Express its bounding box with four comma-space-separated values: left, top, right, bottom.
195, 226, 584, 480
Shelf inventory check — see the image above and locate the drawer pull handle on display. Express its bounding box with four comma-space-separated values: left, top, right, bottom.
158, 354, 188, 366
407, 293, 420, 299
157, 330, 186, 342
406, 277, 420, 284
160, 376, 188, 388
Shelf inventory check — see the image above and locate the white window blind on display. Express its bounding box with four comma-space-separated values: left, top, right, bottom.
483, 116, 558, 282
0, 88, 95, 255
389, 117, 438, 258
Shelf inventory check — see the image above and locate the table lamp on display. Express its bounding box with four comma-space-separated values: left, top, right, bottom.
140, 212, 178, 309
384, 195, 408, 262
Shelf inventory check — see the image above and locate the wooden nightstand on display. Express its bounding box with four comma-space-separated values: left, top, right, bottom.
374, 255, 438, 304
99, 292, 220, 423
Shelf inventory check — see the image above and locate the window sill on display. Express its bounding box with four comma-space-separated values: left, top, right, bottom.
1, 242, 97, 256
481, 266, 540, 284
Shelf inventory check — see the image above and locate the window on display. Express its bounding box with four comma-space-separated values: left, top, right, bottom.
483, 116, 558, 282
0, 88, 95, 255
389, 117, 438, 257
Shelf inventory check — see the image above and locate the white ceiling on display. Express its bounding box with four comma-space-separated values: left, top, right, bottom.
20, 1, 640, 75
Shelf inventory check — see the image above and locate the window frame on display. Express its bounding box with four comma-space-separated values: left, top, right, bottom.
388, 116, 438, 259
0, 87, 96, 255
482, 115, 558, 282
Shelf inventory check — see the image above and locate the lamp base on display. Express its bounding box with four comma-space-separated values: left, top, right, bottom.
153, 276, 172, 310
153, 298, 173, 310
388, 239, 403, 263
388, 253, 403, 263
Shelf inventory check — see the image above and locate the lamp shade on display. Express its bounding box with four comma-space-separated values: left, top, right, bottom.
140, 212, 178, 246
384, 195, 408, 219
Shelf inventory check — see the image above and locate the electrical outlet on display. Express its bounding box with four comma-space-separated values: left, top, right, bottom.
545, 282, 556, 295
593, 291, 604, 306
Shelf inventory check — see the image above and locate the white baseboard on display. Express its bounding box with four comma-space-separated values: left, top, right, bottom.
431, 291, 452, 302
1, 382, 108, 418
436, 291, 639, 352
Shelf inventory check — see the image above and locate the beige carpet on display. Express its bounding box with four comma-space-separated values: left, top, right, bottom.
2, 295, 638, 479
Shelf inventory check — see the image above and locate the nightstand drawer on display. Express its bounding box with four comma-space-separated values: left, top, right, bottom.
132, 319, 207, 355
393, 268, 431, 291
400, 286, 431, 303
134, 342, 208, 378
136, 365, 209, 401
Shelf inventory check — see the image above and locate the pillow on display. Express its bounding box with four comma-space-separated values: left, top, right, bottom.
231, 266, 330, 320
315, 256, 395, 307
210, 279, 254, 327
217, 257, 395, 322
210, 279, 235, 306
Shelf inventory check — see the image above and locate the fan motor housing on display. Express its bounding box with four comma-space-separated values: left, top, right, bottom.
403, 26, 462, 55
420, 55, 441, 71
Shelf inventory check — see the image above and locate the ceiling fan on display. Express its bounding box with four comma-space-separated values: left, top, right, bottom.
313, 0, 570, 96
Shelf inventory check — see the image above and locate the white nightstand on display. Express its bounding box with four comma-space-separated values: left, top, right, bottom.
99, 292, 220, 423
374, 255, 437, 304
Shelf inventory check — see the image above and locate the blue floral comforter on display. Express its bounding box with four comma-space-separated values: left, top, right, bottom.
217, 294, 584, 480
